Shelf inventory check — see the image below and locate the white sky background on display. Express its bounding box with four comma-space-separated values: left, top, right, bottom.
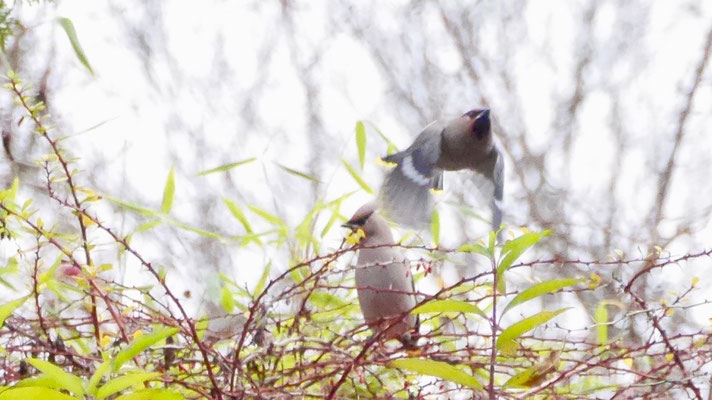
2, 1, 712, 329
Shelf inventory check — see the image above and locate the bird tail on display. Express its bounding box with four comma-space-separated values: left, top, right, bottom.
379, 151, 441, 228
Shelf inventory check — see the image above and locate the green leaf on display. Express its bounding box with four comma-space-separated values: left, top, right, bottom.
594, 303, 608, 346
248, 205, 286, 228
87, 359, 112, 395
364, 120, 398, 153
96, 373, 161, 399
390, 358, 482, 390
341, 158, 373, 194
161, 167, 175, 214
0, 387, 77, 400
320, 201, 343, 238
502, 278, 583, 315
457, 243, 492, 258
220, 286, 236, 313
114, 389, 184, 400
197, 158, 256, 176
253, 262, 271, 296
504, 365, 540, 388
223, 199, 253, 232
276, 163, 320, 182
355, 121, 367, 170
57, 17, 94, 75
135, 220, 161, 233
497, 230, 552, 292
411, 299, 487, 320
26, 358, 85, 397
496, 308, 569, 356
431, 209, 440, 246
0, 296, 29, 328
112, 327, 179, 371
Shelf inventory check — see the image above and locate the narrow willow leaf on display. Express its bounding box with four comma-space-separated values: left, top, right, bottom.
0, 387, 76, 400
96, 372, 161, 399
112, 327, 179, 371
27, 358, 85, 397
320, 200, 343, 238
309, 291, 347, 310
114, 389, 185, 400
497, 230, 552, 292
390, 358, 482, 390
276, 163, 321, 182
504, 366, 540, 388
431, 209, 440, 246
457, 243, 491, 258
87, 359, 112, 395
502, 278, 583, 315
197, 158, 255, 176
496, 308, 569, 356
161, 167, 175, 214
253, 262, 271, 297
595, 303, 608, 345
57, 17, 94, 74
0, 296, 29, 328
411, 299, 487, 320
341, 159, 374, 194
135, 220, 161, 233
248, 205, 286, 227
364, 120, 398, 153
105, 195, 160, 217
355, 120, 367, 169
222, 198, 254, 234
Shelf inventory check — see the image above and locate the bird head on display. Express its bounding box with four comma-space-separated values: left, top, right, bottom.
462, 109, 491, 140
341, 202, 393, 243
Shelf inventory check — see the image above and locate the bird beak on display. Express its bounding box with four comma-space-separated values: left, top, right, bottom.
341, 222, 358, 230
475, 109, 490, 121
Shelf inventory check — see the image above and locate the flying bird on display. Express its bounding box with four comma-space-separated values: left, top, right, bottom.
342, 203, 419, 347
379, 109, 504, 232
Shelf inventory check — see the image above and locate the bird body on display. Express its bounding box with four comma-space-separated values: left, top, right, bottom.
343, 203, 418, 343
379, 109, 504, 231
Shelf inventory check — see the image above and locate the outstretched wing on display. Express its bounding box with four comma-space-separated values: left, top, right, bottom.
379, 121, 444, 227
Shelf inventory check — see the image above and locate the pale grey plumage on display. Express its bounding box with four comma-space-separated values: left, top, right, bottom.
379, 109, 504, 232
342, 203, 418, 345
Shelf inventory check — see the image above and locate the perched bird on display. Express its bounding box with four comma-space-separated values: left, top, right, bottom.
379, 109, 504, 231
342, 203, 419, 347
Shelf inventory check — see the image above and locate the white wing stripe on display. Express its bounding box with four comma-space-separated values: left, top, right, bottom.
401, 155, 431, 186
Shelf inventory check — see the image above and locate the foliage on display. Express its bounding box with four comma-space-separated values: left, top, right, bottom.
0, 72, 710, 400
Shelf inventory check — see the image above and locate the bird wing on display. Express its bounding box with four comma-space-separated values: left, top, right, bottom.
379, 121, 444, 227
458, 142, 504, 234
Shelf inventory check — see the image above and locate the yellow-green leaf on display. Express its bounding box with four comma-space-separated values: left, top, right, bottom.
26, 358, 85, 397
341, 158, 373, 194
431, 209, 440, 246
355, 121, 367, 169
390, 358, 482, 390
457, 243, 491, 258
0, 387, 77, 400
112, 327, 179, 371
96, 373, 161, 399
497, 230, 552, 292
248, 205, 286, 228
197, 158, 255, 176
502, 278, 583, 315
276, 163, 320, 182
57, 17, 94, 75
594, 303, 608, 345
161, 167, 175, 214
0, 296, 29, 328
496, 308, 569, 356
87, 359, 112, 395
